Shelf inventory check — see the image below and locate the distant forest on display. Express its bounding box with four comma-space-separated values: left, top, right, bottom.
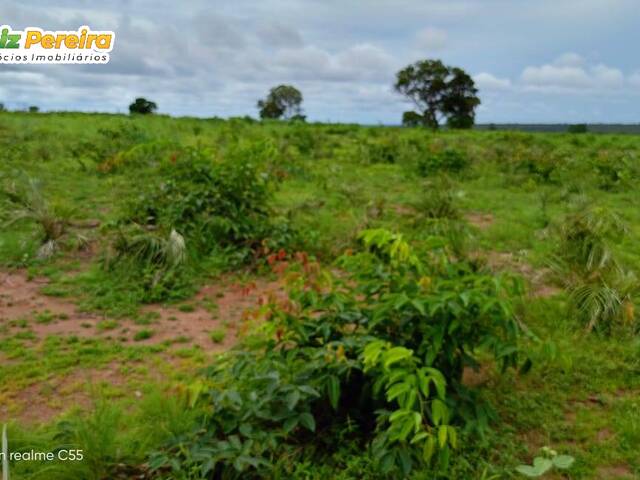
475, 123, 640, 134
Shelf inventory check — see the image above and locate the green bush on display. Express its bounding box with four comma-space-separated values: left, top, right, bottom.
417, 149, 469, 176
151, 229, 525, 478
106, 145, 300, 302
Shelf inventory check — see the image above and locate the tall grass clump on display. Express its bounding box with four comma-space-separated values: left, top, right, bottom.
551, 204, 637, 333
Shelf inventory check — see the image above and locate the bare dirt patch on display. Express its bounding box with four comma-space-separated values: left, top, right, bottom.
0, 270, 287, 349
135, 277, 286, 349
0, 271, 101, 337
596, 465, 635, 479
466, 212, 494, 230
470, 251, 561, 298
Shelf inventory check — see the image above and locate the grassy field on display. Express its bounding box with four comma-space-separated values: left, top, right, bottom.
0, 111, 639, 479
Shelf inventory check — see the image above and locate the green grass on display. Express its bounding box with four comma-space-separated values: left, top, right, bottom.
209, 328, 226, 344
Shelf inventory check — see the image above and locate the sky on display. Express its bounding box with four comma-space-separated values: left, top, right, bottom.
1, 0, 640, 124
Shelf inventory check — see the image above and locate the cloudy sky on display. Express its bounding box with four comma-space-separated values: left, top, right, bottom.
2, 0, 640, 123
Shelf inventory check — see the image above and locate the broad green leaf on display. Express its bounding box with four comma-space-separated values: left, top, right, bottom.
387, 382, 411, 402
411, 431, 428, 444
283, 416, 298, 433
423, 435, 435, 462
298, 412, 316, 432
383, 347, 413, 369
515, 465, 540, 477
438, 425, 447, 447
286, 390, 301, 410
447, 426, 457, 449
327, 375, 340, 410
552, 455, 575, 469
389, 409, 411, 423
532, 457, 553, 475
431, 399, 448, 425
398, 416, 415, 441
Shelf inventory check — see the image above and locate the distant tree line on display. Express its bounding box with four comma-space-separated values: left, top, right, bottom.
24, 58, 617, 131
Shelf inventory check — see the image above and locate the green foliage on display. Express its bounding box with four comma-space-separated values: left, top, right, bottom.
129, 97, 157, 115
402, 111, 425, 127
417, 149, 469, 176
516, 446, 574, 477
394, 59, 480, 129
152, 228, 524, 477
568, 123, 588, 134
209, 328, 226, 344
361, 137, 407, 164
551, 204, 637, 333
124, 146, 274, 254
0, 172, 77, 261
412, 181, 471, 257
591, 150, 638, 191
106, 143, 299, 302
258, 85, 303, 120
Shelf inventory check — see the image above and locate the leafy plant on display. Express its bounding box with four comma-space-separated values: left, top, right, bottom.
516, 446, 574, 477
151, 228, 525, 477
417, 149, 469, 176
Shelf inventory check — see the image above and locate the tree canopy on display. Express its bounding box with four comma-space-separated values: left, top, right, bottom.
394, 60, 480, 129
129, 97, 158, 115
257, 85, 304, 120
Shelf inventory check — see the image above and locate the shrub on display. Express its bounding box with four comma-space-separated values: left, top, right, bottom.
124, 147, 274, 255
73, 122, 148, 171
417, 149, 469, 176
107, 146, 299, 302
151, 229, 525, 478
411, 180, 472, 258
551, 204, 637, 333
591, 151, 637, 191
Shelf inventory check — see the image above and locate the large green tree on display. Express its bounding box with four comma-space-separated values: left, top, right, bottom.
257, 85, 303, 120
394, 60, 480, 129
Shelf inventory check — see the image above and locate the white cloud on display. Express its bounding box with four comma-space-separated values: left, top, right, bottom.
415, 27, 447, 51
521, 54, 626, 91
474, 72, 511, 91
591, 64, 624, 88
272, 43, 394, 82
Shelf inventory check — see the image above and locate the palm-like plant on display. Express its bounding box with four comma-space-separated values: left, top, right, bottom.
551, 204, 636, 332
1, 173, 70, 259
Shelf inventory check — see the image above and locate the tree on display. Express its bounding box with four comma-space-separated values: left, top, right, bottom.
0, 103, 5, 112
257, 85, 303, 120
394, 60, 480, 129
129, 97, 157, 115
402, 111, 424, 127
28, 106, 39, 113
442, 67, 480, 129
